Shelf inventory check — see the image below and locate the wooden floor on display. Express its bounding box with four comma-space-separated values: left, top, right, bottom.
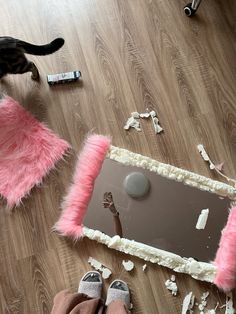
0, 0, 236, 313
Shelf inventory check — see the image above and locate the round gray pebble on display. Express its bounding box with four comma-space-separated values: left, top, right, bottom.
123, 172, 150, 198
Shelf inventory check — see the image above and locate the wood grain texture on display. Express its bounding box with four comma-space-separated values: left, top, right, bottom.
0, 0, 236, 313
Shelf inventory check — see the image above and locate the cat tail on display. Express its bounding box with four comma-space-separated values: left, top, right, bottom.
18, 38, 64, 55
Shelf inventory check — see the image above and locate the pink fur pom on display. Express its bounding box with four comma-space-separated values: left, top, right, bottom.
0, 96, 70, 207
54, 134, 111, 239
213, 206, 236, 291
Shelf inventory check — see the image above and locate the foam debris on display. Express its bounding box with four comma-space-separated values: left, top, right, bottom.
124, 110, 163, 134
197, 144, 215, 169
88, 257, 112, 279
165, 275, 178, 296
181, 292, 195, 314
208, 310, 216, 314
171, 275, 176, 281
124, 116, 141, 131
150, 112, 163, 134
225, 293, 235, 314
197, 144, 236, 188
122, 260, 134, 271
196, 209, 209, 230
140, 112, 150, 118
102, 268, 112, 279
131, 112, 140, 119
198, 291, 209, 312
207, 302, 219, 314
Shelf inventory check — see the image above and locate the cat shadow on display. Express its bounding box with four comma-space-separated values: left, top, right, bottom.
0, 78, 13, 97
22, 84, 48, 123
0, 77, 48, 122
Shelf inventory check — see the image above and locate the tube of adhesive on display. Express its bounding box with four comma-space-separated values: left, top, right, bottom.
47, 71, 81, 85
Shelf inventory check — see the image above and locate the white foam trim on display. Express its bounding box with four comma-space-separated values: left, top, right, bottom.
107, 146, 236, 199
83, 227, 215, 282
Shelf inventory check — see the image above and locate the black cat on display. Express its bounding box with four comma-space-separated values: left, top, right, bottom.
0, 37, 64, 80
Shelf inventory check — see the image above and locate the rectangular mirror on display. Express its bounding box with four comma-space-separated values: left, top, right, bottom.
83, 146, 235, 282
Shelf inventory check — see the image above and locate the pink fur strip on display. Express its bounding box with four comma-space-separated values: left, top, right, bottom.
0, 96, 70, 207
54, 134, 111, 239
213, 206, 236, 291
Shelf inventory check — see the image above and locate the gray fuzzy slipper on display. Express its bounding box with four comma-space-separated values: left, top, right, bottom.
105, 279, 130, 308
78, 271, 102, 299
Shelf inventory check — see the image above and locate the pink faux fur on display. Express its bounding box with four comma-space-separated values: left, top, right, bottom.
213, 206, 236, 291
0, 96, 70, 207
54, 134, 111, 239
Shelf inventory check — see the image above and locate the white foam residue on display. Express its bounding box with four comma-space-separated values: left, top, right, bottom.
208, 303, 219, 314
197, 144, 236, 188
152, 117, 163, 134
124, 116, 141, 131
198, 291, 209, 312
189, 293, 195, 312
197, 144, 214, 169
225, 293, 235, 314
150, 110, 156, 117
122, 260, 134, 271
208, 310, 216, 314
88, 257, 102, 270
102, 268, 112, 279
142, 264, 147, 271
88, 257, 112, 279
131, 112, 140, 119
201, 291, 209, 300
149, 110, 163, 134
108, 235, 120, 248
140, 112, 150, 118
124, 110, 163, 134
196, 209, 209, 230
165, 276, 178, 296
182, 292, 195, 314
171, 275, 175, 281
188, 259, 201, 273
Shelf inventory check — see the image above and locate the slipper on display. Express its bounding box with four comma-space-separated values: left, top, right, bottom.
105, 279, 130, 308
78, 271, 103, 299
